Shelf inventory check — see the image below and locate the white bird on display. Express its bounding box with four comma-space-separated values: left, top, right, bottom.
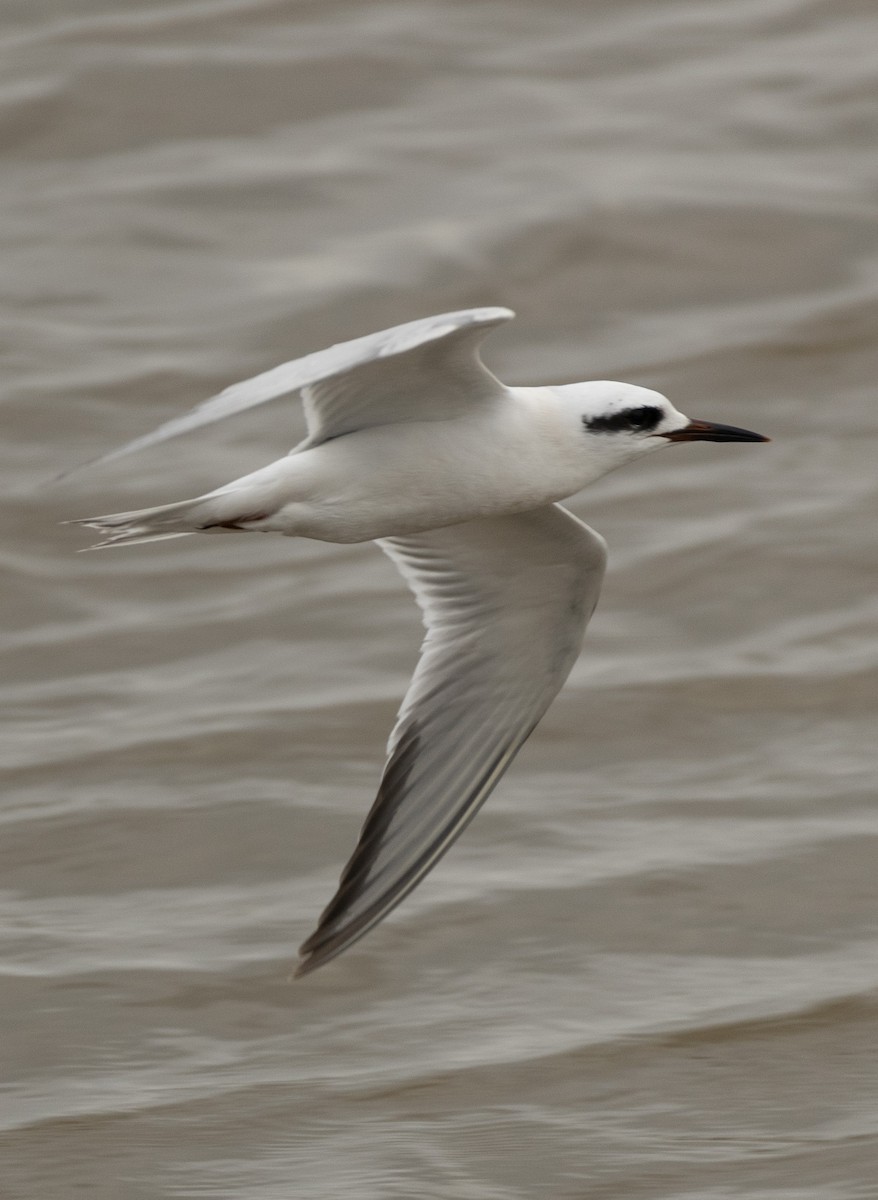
70, 307, 768, 976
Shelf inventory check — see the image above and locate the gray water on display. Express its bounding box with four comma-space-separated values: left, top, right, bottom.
3, 1, 878, 1197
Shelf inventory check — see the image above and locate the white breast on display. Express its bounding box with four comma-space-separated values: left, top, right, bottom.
280, 390, 594, 543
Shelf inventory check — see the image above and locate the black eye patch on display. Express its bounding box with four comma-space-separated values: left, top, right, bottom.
583, 405, 663, 434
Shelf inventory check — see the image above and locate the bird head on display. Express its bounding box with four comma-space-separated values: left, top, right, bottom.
553, 382, 768, 472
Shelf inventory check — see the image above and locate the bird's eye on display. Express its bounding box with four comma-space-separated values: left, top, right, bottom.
625, 406, 662, 431
583, 405, 663, 434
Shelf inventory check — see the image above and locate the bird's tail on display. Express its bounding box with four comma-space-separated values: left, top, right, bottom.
68, 494, 224, 549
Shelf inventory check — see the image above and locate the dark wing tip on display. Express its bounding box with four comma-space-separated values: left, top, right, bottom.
292, 725, 425, 977
293, 951, 323, 979
292, 908, 379, 978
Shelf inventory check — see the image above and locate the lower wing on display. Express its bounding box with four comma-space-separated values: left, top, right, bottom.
296, 504, 607, 976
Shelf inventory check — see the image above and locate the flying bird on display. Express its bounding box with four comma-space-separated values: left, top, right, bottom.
70, 307, 768, 975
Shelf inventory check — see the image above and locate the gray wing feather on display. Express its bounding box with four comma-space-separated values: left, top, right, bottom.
295, 504, 607, 976
62, 307, 513, 475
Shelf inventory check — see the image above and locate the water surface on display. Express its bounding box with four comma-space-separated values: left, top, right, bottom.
3, 1, 878, 1196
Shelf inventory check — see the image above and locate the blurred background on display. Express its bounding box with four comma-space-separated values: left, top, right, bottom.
3, 1, 878, 1197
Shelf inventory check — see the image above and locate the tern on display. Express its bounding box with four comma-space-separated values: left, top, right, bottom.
70, 307, 768, 976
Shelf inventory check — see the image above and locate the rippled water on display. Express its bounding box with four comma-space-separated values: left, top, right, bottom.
3, 1, 878, 1196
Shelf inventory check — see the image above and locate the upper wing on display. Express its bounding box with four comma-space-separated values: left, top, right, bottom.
295, 504, 607, 976
63, 307, 513, 475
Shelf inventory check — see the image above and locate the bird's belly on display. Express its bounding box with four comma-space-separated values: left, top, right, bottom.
290, 490, 551, 542
277, 419, 581, 543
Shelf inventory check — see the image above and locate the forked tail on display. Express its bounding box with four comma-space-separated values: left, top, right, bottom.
69, 495, 220, 549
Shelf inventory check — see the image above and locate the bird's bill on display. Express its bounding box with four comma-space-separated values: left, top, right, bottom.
661, 419, 769, 444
